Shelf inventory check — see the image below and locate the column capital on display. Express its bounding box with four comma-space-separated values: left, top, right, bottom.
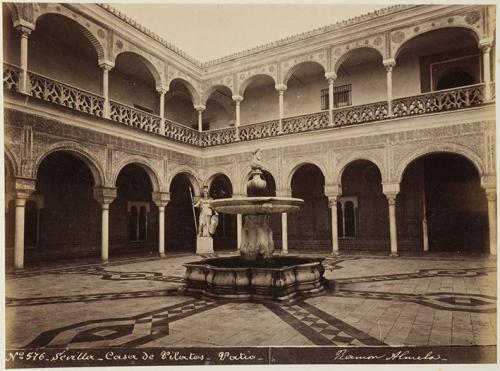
382, 182, 400, 196
14, 177, 36, 200
13, 21, 35, 36
193, 104, 206, 112
485, 188, 496, 202
325, 71, 337, 82
328, 196, 339, 208
152, 191, 171, 207
479, 37, 494, 52
157, 87, 169, 95
383, 58, 396, 69
275, 83, 287, 92
386, 194, 397, 205
93, 187, 117, 205
232, 95, 244, 103
324, 184, 341, 198
99, 60, 115, 71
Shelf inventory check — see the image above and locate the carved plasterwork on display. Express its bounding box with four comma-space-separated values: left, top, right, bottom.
280, 50, 328, 84
237, 64, 278, 96
111, 152, 165, 192
331, 34, 386, 73
334, 148, 387, 184
284, 156, 330, 189
391, 9, 485, 58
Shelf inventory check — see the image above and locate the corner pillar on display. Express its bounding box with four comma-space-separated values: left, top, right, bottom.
93, 187, 117, 264
325, 184, 341, 256
479, 38, 493, 101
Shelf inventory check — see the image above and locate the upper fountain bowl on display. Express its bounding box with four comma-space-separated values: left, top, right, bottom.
211, 197, 303, 215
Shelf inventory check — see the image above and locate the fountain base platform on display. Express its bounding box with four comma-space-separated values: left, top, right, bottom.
183, 256, 327, 303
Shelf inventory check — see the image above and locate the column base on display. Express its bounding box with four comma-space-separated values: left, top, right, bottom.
101, 259, 109, 265
389, 252, 398, 258
331, 251, 340, 257
159, 253, 166, 259
281, 250, 289, 255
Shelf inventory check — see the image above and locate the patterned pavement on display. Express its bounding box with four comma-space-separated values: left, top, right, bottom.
5, 252, 497, 349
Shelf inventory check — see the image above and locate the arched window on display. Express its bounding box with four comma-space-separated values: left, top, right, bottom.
337, 197, 358, 238
128, 202, 149, 241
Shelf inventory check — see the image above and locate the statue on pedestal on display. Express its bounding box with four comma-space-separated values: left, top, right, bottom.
193, 186, 219, 237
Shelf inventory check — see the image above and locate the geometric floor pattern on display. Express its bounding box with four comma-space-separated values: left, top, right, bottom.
6, 252, 497, 349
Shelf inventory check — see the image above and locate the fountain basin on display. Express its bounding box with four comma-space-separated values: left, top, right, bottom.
183, 256, 327, 303
211, 197, 303, 215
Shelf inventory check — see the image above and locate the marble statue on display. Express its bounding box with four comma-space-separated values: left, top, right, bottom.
193, 186, 218, 237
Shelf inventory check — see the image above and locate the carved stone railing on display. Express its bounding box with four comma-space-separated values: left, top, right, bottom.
239, 119, 280, 141
282, 111, 329, 133
164, 118, 201, 146
334, 101, 388, 126
3, 63, 20, 91
109, 101, 160, 134
201, 126, 237, 147
392, 84, 484, 118
491, 82, 495, 101
29, 72, 105, 117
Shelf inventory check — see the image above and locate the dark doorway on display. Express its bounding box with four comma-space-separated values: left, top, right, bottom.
167, 174, 196, 253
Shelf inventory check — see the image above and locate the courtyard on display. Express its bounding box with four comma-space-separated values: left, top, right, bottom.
5, 251, 497, 366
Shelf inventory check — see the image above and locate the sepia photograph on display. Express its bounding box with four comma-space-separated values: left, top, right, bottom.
2, 1, 497, 369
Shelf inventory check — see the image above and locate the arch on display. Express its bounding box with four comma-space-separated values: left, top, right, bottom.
334, 46, 384, 74
204, 170, 235, 192
238, 73, 277, 97
34, 12, 106, 63
336, 155, 385, 185
287, 161, 327, 190
282, 61, 327, 85
115, 51, 165, 90
393, 26, 481, 60
395, 143, 486, 184
168, 165, 201, 197
34, 142, 105, 187
4, 3, 20, 25
112, 156, 163, 193
4, 147, 19, 178
168, 78, 200, 104
201, 84, 234, 106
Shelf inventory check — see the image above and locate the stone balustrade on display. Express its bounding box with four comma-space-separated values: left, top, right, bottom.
29, 71, 104, 118
109, 101, 160, 134
392, 83, 485, 117
3, 64, 492, 148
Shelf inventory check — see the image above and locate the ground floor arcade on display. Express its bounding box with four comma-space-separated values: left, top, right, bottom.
5, 147, 496, 270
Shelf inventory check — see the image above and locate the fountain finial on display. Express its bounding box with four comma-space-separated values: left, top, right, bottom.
247, 148, 267, 196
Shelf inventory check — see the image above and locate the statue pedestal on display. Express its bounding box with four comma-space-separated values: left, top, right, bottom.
196, 237, 214, 254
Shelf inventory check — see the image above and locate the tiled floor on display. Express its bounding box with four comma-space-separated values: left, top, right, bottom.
5, 252, 497, 349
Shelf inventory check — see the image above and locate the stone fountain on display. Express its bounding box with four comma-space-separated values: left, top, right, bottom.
183, 149, 327, 302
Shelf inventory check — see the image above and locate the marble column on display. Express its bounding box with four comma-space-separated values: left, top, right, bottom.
99, 61, 114, 119
13, 179, 36, 270
15, 25, 33, 94
237, 213, 242, 252
328, 196, 339, 256
383, 59, 396, 116
157, 88, 168, 135
194, 104, 206, 132
480, 39, 493, 101
153, 192, 170, 258
325, 72, 337, 127
275, 84, 287, 133
386, 194, 398, 256
485, 189, 497, 256
281, 213, 288, 254
94, 187, 117, 264
232, 95, 243, 140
